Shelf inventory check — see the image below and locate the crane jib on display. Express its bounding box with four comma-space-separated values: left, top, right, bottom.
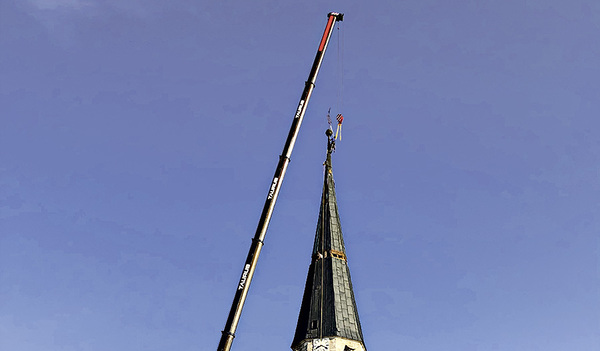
318, 15, 335, 51
216, 12, 344, 351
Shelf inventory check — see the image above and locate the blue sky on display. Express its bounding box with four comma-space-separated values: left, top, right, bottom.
1, 1, 599, 350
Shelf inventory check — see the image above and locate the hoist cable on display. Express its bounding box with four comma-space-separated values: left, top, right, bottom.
336, 23, 345, 114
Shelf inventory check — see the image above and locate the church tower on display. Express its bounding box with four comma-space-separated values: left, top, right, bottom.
291, 130, 367, 351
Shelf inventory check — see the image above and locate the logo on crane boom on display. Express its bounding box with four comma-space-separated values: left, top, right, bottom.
294, 100, 305, 119
238, 264, 251, 290
267, 177, 279, 200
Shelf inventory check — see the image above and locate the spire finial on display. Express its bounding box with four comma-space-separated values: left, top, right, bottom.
326, 128, 335, 155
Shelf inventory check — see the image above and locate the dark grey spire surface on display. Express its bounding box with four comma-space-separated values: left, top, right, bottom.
291, 131, 365, 348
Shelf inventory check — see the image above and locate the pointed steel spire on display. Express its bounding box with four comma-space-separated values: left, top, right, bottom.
291, 130, 366, 351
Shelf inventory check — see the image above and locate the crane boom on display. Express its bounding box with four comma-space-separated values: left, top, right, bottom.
216, 12, 344, 351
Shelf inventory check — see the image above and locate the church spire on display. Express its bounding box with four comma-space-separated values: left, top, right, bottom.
291, 129, 366, 351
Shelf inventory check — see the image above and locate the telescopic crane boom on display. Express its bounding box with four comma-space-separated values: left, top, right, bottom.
216, 12, 344, 351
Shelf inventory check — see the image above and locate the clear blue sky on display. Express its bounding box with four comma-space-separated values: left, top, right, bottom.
1, 1, 599, 350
